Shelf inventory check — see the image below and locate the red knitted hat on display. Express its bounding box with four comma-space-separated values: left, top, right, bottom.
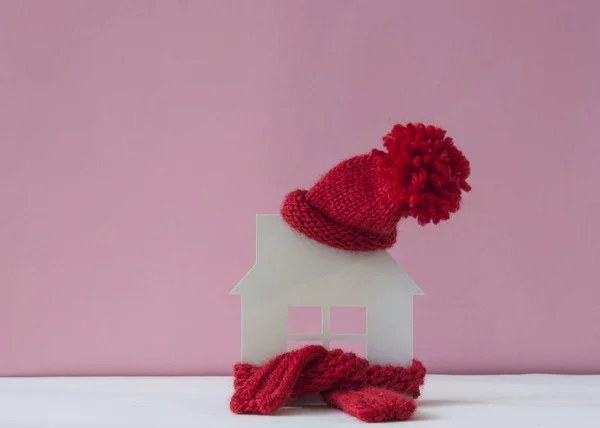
281, 123, 471, 251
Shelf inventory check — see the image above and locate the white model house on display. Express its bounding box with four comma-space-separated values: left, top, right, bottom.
231, 214, 423, 367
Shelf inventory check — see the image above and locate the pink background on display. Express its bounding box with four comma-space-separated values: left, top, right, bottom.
1, 0, 599, 376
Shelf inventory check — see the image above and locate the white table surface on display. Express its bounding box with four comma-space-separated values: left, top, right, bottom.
1, 375, 599, 427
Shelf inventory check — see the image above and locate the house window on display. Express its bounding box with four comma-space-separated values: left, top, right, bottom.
330, 306, 367, 335
330, 340, 367, 358
288, 340, 323, 351
287, 306, 367, 358
287, 306, 322, 335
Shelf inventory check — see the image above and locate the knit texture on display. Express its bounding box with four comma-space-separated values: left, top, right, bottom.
326, 387, 417, 422
281, 123, 471, 251
230, 345, 426, 422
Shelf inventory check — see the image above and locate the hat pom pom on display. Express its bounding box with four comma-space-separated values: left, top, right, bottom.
373, 123, 471, 226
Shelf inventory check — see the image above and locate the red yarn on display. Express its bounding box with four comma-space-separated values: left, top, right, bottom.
281, 123, 471, 252
282, 187, 398, 252
327, 387, 417, 422
373, 123, 471, 226
230, 345, 426, 422
281, 153, 406, 252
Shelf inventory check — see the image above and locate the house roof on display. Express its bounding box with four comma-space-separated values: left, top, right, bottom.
230, 215, 424, 297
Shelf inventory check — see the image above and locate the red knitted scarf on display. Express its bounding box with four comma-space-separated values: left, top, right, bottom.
230, 345, 426, 422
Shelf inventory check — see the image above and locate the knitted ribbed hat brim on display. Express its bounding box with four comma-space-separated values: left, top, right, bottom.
281, 189, 397, 252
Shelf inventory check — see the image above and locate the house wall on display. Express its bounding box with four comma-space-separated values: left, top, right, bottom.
367, 295, 414, 366
240, 295, 288, 365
